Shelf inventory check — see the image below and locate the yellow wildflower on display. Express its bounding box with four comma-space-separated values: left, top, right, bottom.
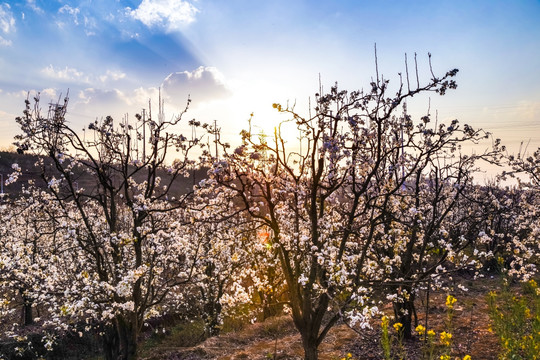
381, 315, 389, 328
415, 324, 426, 335
440, 355, 450, 360
427, 329, 436, 337
446, 294, 457, 309
393, 322, 403, 332
463, 356, 471, 360
440, 331, 452, 346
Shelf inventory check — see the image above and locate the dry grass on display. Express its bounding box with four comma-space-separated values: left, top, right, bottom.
141, 278, 503, 360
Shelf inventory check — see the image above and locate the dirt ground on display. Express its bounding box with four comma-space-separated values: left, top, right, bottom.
141, 278, 502, 360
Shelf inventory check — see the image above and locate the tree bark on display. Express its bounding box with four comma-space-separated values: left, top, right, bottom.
21, 294, 33, 326
393, 292, 416, 339
203, 300, 222, 337
102, 316, 137, 360
102, 324, 119, 360
301, 330, 319, 360
119, 315, 137, 360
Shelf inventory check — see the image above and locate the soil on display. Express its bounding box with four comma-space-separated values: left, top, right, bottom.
140, 278, 503, 360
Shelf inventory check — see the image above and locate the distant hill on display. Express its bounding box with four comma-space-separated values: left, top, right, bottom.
0, 151, 208, 199
0, 151, 46, 196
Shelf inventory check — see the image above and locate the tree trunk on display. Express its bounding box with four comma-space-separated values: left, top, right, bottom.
102, 316, 137, 360
21, 295, 33, 326
102, 324, 119, 360
301, 331, 319, 360
259, 290, 280, 320
393, 293, 416, 339
203, 300, 222, 337
119, 315, 137, 360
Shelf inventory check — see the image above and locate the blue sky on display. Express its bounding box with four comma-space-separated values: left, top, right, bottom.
0, 0, 539, 161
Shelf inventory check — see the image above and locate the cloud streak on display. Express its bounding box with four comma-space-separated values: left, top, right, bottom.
25, 0, 44, 14
42, 65, 90, 83
0, 3, 15, 46
0, 3, 15, 33
41, 65, 127, 85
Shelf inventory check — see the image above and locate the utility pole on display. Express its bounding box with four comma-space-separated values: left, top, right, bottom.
142, 108, 146, 161
214, 120, 219, 159
401, 102, 406, 183
158, 88, 164, 125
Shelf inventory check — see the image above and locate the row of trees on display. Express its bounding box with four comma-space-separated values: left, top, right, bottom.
0, 57, 538, 359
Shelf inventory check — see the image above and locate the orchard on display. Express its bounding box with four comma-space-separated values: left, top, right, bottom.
0, 56, 538, 360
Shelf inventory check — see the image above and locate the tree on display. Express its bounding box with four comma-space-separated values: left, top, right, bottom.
191, 168, 287, 335
360, 112, 499, 338
205, 53, 465, 359
188, 209, 256, 336
506, 146, 540, 190
0, 186, 58, 328
13, 94, 203, 359
496, 147, 540, 279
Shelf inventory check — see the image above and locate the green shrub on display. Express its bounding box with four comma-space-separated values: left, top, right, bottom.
487, 279, 540, 359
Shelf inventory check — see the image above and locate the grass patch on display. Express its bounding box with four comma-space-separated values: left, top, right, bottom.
138, 318, 206, 358
487, 278, 540, 359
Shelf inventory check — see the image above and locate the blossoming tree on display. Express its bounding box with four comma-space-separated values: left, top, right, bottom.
0, 186, 58, 329
12, 94, 204, 359
499, 147, 540, 278
360, 111, 502, 338
205, 54, 465, 359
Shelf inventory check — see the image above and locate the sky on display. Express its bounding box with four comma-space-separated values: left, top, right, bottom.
0, 0, 539, 171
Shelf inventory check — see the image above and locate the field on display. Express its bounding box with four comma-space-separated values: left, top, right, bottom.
133, 276, 519, 360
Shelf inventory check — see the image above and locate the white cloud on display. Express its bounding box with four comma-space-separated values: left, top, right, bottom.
162, 66, 231, 106
40, 88, 59, 100
83, 15, 97, 36
58, 5, 80, 25
78, 88, 128, 106
26, 0, 43, 14
5, 88, 60, 102
0, 35, 11, 46
0, 3, 15, 35
75, 87, 161, 116
132, 86, 160, 105
41, 65, 130, 85
128, 0, 199, 32
71, 85, 206, 127
76, 87, 163, 109
99, 70, 127, 83
72, 88, 132, 122
41, 65, 90, 83
7, 90, 28, 99
56, 5, 97, 36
